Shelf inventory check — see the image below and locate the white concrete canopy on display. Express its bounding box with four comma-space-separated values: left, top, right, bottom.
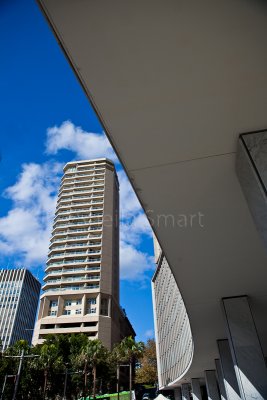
38, 0, 267, 384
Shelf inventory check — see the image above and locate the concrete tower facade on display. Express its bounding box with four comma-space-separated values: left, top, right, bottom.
33, 159, 134, 349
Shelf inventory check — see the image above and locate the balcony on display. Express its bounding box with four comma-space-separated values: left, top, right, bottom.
49, 243, 89, 251
63, 176, 104, 183
56, 196, 104, 209
56, 212, 103, 221
55, 205, 103, 215
61, 173, 105, 184
77, 167, 105, 173
50, 249, 101, 257
47, 250, 101, 262
58, 188, 104, 200
56, 202, 104, 214
55, 210, 89, 217
58, 197, 72, 202
53, 221, 91, 230
69, 228, 92, 232
45, 269, 63, 275
47, 260, 86, 267
65, 275, 99, 282
46, 259, 101, 272
52, 227, 103, 240
60, 182, 95, 191
51, 229, 88, 240
60, 182, 105, 192
48, 258, 101, 266
44, 282, 100, 292
56, 214, 90, 221
50, 233, 102, 245
88, 235, 102, 239
53, 218, 103, 230
50, 235, 88, 243
49, 242, 101, 253
49, 251, 87, 258
45, 266, 101, 278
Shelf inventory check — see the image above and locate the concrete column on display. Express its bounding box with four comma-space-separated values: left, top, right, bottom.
217, 340, 241, 400
191, 378, 202, 400
96, 293, 101, 315
237, 132, 267, 249
222, 296, 267, 400
205, 370, 220, 400
42, 296, 51, 318
82, 294, 86, 315
181, 383, 191, 400
108, 296, 112, 317
37, 297, 44, 319
215, 359, 227, 400
174, 388, 182, 400
57, 295, 64, 316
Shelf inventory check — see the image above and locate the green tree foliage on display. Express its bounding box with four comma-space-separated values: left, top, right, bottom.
74, 338, 109, 398
135, 339, 158, 385
112, 337, 145, 395
0, 334, 144, 399
113, 336, 144, 364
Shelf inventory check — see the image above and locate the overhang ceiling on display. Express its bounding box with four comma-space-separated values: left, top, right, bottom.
39, 0, 267, 382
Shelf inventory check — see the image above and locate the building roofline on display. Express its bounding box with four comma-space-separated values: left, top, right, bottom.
63, 158, 115, 171
0, 268, 41, 286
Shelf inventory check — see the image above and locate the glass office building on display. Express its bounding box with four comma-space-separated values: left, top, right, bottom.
0, 268, 41, 350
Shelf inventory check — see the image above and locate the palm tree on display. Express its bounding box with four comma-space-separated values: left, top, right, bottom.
113, 337, 144, 399
78, 339, 108, 398
39, 343, 63, 399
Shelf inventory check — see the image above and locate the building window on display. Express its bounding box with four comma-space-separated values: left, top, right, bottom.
64, 300, 72, 306
76, 299, 82, 305
88, 308, 96, 314
87, 298, 96, 305
49, 310, 57, 316
75, 309, 82, 315
100, 298, 109, 316
63, 310, 71, 315
50, 301, 58, 308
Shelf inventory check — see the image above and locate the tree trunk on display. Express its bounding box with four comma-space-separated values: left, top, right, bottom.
93, 364, 97, 399
43, 369, 48, 400
84, 360, 88, 399
129, 361, 132, 400
117, 364, 120, 400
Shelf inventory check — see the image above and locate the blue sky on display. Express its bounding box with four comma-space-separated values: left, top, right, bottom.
0, 0, 155, 342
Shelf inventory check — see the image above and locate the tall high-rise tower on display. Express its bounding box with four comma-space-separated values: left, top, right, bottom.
0, 269, 41, 350
33, 159, 134, 349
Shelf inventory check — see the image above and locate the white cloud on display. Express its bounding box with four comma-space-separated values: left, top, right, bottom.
46, 120, 117, 162
0, 121, 155, 282
144, 329, 154, 338
0, 162, 62, 265
121, 212, 152, 246
118, 175, 154, 281
115, 163, 155, 281
118, 170, 142, 219
131, 213, 152, 235
0, 159, 154, 280
120, 241, 154, 281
